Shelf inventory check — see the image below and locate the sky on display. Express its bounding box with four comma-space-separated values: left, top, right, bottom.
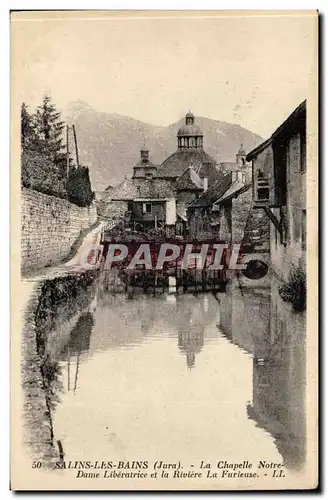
11, 11, 317, 138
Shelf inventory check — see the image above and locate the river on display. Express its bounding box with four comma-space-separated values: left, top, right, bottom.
21, 271, 306, 479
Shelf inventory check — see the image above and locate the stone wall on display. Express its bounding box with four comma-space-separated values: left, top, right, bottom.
271, 132, 306, 280
232, 187, 270, 253
21, 188, 97, 273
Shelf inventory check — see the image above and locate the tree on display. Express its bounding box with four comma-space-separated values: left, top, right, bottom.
67, 165, 94, 207
21, 95, 94, 204
21, 103, 36, 150
33, 93, 65, 161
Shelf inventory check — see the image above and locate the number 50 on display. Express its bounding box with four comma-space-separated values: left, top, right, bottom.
32, 461, 42, 469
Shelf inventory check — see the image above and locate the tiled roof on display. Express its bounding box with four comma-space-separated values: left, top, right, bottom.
135, 179, 176, 199
189, 172, 233, 208
212, 181, 252, 205
106, 177, 176, 201
176, 166, 203, 190
156, 149, 218, 179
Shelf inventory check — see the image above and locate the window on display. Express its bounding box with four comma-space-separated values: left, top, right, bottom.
127, 201, 133, 212
143, 203, 152, 214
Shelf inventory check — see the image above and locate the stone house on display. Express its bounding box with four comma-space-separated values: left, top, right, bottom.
98, 177, 177, 234
246, 100, 306, 279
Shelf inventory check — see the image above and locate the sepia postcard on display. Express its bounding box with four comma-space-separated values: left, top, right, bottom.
10, 10, 318, 491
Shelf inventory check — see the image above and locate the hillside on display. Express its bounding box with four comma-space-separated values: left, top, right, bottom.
66, 101, 263, 191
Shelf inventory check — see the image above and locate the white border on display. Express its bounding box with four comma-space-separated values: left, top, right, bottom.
3, 1, 325, 497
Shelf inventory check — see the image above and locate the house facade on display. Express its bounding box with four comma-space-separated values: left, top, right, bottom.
247, 100, 306, 279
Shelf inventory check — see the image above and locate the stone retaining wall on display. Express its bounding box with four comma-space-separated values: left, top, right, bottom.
21, 188, 97, 273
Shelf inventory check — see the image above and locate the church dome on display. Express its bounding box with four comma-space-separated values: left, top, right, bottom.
176, 112, 204, 149
156, 148, 218, 180
177, 124, 203, 137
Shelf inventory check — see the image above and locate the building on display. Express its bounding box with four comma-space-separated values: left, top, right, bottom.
132, 148, 158, 180
98, 177, 177, 235
247, 101, 306, 279
99, 111, 270, 252
155, 111, 219, 184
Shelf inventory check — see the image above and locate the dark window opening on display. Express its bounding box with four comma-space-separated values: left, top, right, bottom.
273, 142, 287, 206
144, 203, 152, 214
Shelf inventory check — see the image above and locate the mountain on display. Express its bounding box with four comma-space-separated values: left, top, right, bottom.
65, 101, 263, 192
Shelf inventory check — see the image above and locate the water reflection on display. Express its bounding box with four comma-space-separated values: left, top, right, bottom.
24, 272, 306, 471
217, 279, 306, 469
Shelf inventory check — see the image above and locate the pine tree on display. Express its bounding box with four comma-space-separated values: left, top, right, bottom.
21, 103, 35, 150
34, 93, 65, 160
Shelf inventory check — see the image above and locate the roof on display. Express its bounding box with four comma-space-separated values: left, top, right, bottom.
212, 180, 252, 206
132, 159, 158, 170
134, 180, 176, 199
189, 172, 233, 208
106, 177, 176, 201
246, 100, 306, 161
175, 166, 203, 191
177, 124, 203, 137
246, 138, 272, 161
271, 100, 306, 140
156, 148, 218, 179
237, 144, 246, 155
219, 161, 237, 170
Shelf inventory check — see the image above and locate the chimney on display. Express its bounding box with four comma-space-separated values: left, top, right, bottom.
203, 177, 208, 192
140, 148, 149, 163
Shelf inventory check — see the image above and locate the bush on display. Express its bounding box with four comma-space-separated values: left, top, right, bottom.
21, 149, 67, 199
278, 266, 306, 312
67, 165, 94, 207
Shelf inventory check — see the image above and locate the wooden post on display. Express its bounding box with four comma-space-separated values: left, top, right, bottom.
72, 124, 80, 167
73, 351, 80, 393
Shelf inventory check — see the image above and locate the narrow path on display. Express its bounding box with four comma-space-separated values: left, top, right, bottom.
23, 221, 104, 284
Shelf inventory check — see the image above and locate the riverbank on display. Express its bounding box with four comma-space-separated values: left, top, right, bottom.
21, 269, 99, 468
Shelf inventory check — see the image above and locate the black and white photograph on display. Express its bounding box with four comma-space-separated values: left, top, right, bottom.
10, 10, 318, 490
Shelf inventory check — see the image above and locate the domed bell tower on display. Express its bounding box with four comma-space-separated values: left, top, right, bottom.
236, 143, 247, 167
177, 111, 204, 150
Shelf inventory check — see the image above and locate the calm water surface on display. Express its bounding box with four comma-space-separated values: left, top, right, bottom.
48, 278, 305, 471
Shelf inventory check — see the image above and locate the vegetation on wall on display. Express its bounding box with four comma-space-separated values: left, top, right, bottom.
21, 94, 94, 207
279, 265, 306, 312
67, 164, 94, 207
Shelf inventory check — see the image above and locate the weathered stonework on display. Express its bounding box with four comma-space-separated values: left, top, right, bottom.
21, 188, 97, 273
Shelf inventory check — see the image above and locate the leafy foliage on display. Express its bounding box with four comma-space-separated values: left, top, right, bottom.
67, 165, 94, 207
279, 266, 306, 312
21, 94, 94, 206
